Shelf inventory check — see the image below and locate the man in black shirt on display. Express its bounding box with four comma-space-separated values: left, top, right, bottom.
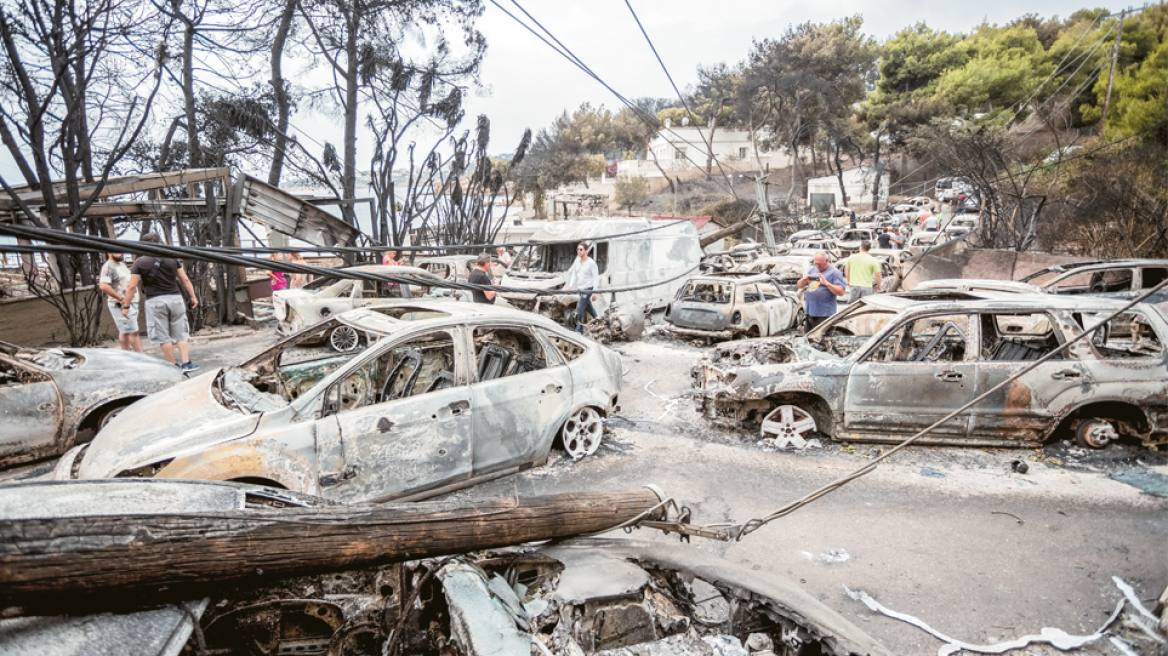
877, 228, 893, 250
121, 233, 200, 371
468, 252, 496, 304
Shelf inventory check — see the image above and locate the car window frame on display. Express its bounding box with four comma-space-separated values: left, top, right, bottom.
466, 321, 561, 384
855, 310, 978, 365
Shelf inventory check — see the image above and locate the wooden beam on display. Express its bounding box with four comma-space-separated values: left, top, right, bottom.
0, 487, 664, 606
0, 168, 231, 210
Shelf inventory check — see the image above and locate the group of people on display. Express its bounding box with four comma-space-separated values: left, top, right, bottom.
796, 240, 884, 330
98, 234, 322, 371
97, 233, 200, 371
467, 242, 597, 335
267, 251, 311, 292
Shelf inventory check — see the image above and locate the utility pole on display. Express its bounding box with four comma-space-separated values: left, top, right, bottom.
1100, 9, 1126, 131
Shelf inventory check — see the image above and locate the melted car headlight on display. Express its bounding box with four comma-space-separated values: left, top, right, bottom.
115, 459, 174, 478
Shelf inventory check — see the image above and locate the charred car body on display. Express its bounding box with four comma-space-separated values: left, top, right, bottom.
500, 219, 702, 331
917, 259, 1168, 301
665, 273, 803, 341
59, 302, 622, 502
693, 292, 1168, 449
0, 341, 182, 469
272, 265, 446, 335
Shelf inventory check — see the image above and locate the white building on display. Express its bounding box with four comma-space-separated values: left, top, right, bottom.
806, 166, 889, 212
617, 121, 791, 180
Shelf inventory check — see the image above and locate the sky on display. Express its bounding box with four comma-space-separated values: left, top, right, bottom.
0, 0, 1126, 182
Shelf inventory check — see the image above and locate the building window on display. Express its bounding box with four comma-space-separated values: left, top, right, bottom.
674, 147, 686, 160
739, 147, 748, 159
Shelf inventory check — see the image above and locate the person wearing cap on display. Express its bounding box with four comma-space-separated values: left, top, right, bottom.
121, 233, 200, 372
98, 251, 144, 353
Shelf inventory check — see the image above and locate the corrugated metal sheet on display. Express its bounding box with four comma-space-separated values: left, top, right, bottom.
231, 175, 359, 247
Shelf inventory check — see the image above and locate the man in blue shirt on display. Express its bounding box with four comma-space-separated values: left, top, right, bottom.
796, 251, 847, 330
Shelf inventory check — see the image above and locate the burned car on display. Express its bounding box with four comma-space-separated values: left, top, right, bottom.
665, 273, 802, 341
272, 265, 445, 334
834, 228, 879, 258
692, 292, 1168, 449
742, 254, 815, 287
916, 259, 1168, 301
58, 302, 622, 502
0, 341, 182, 470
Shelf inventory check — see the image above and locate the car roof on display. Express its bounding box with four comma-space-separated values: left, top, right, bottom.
689, 272, 776, 284
860, 290, 1161, 314
336, 300, 566, 334
334, 264, 440, 277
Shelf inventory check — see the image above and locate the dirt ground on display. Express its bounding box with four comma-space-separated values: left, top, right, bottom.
35, 320, 1168, 655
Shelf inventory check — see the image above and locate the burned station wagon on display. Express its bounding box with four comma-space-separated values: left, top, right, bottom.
665, 273, 802, 341
58, 302, 622, 503
692, 292, 1168, 450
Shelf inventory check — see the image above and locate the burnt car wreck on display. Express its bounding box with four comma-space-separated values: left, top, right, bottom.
692, 292, 1168, 449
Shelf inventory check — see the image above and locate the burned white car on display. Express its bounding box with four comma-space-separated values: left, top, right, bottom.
59, 302, 622, 502
665, 273, 803, 341
692, 292, 1168, 450
272, 265, 445, 335
0, 341, 183, 469
834, 228, 879, 258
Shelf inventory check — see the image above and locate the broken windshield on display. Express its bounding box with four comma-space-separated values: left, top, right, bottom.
807, 303, 898, 358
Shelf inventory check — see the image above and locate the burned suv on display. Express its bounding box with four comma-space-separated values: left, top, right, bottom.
692, 292, 1168, 450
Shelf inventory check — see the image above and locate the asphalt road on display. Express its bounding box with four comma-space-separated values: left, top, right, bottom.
87, 324, 1168, 654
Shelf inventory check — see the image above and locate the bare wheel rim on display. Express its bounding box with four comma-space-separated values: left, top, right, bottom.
562, 407, 603, 458
1076, 419, 1116, 449
760, 405, 817, 443
330, 326, 360, 352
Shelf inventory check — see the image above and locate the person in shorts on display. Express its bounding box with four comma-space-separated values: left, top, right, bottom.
121, 233, 200, 371
98, 251, 144, 353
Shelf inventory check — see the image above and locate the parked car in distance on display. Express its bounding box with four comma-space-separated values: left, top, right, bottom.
692, 292, 1168, 449
60, 302, 623, 503
272, 265, 447, 335
0, 341, 183, 469
943, 217, 979, 237
905, 231, 950, 256
834, 228, 879, 258
935, 177, 973, 202
917, 260, 1168, 300
741, 255, 815, 287
665, 273, 803, 341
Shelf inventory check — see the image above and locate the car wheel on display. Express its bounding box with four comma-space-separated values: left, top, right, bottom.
561, 406, 603, 459
97, 406, 125, 430
1075, 419, 1117, 449
760, 404, 818, 446
329, 326, 361, 352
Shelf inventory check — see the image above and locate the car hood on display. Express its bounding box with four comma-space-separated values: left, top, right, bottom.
500, 271, 565, 291
692, 336, 839, 389
77, 369, 261, 479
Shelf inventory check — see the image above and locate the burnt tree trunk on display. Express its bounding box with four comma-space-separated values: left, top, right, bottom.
0, 487, 664, 607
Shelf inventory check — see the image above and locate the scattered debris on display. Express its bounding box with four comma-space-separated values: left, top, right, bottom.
844, 577, 1148, 656
1010, 460, 1029, 474
920, 468, 946, 478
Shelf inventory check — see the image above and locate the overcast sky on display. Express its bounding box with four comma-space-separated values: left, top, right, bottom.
0, 0, 1123, 183
459, 0, 1122, 156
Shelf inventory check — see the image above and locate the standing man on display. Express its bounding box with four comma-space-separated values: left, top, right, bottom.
565, 242, 599, 334
492, 246, 512, 280
796, 251, 846, 330
841, 240, 882, 302
121, 233, 199, 372
877, 228, 893, 250
98, 251, 143, 353
921, 210, 939, 232
468, 252, 497, 304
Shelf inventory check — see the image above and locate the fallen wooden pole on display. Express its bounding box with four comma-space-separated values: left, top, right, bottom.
0, 487, 665, 606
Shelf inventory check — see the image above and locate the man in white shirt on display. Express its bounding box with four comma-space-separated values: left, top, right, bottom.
565, 242, 599, 334
98, 251, 144, 352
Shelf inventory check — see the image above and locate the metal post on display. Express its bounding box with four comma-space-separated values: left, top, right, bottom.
1100, 9, 1126, 131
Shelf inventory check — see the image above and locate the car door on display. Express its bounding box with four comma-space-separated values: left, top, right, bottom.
468, 323, 572, 475
968, 311, 1086, 445
842, 312, 977, 442
758, 281, 794, 334
321, 327, 473, 503
0, 357, 63, 461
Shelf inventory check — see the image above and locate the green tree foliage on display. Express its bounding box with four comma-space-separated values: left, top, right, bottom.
615, 176, 649, 212
1079, 5, 1168, 143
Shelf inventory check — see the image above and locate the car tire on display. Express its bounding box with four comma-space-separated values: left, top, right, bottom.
97, 405, 126, 431
760, 404, 818, 446
561, 406, 603, 459
1075, 419, 1117, 449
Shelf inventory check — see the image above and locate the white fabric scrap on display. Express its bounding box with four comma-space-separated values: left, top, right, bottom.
843, 586, 1124, 656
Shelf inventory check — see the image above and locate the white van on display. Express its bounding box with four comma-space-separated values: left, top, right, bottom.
500, 218, 702, 329
935, 177, 973, 202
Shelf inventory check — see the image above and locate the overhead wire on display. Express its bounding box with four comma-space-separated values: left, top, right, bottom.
489, 0, 741, 199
